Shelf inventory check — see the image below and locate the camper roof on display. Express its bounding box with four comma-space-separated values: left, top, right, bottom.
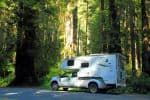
89, 53, 121, 56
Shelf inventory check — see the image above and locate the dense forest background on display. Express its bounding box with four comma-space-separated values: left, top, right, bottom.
0, 0, 150, 93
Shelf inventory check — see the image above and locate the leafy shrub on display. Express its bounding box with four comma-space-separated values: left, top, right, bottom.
108, 74, 150, 94
110, 87, 135, 94
128, 74, 150, 93
0, 73, 15, 87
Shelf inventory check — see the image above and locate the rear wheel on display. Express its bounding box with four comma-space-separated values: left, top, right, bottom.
51, 82, 59, 91
88, 83, 98, 93
63, 88, 68, 91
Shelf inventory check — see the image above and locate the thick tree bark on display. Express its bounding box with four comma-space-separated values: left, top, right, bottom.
72, 6, 78, 54
141, 0, 150, 75
99, 0, 106, 52
85, 0, 88, 55
129, 0, 136, 76
135, 33, 141, 69
15, 2, 38, 85
108, 0, 121, 53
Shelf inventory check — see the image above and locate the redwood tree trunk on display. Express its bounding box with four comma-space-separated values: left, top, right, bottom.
129, 0, 136, 76
108, 0, 121, 53
85, 0, 88, 54
141, 0, 150, 75
72, 6, 78, 54
15, 2, 38, 85
99, 0, 106, 52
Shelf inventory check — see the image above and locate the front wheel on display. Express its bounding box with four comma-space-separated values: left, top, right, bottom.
88, 83, 98, 93
51, 82, 59, 91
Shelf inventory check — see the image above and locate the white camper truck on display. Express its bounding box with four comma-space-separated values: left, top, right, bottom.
51, 54, 126, 93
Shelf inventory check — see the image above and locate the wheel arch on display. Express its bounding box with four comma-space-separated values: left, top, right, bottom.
88, 78, 106, 89
51, 80, 58, 86
88, 81, 98, 88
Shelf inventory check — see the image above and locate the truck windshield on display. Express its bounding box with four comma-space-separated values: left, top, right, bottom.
61, 72, 71, 77
60, 71, 77, 77
67, 59, 74, 66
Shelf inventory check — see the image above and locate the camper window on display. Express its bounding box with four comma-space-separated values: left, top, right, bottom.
81, 62, 89, 68
67, 60, 74, 66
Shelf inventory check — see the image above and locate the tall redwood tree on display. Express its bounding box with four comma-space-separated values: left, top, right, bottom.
15, 2, 38, 85
141, 0, 150, 75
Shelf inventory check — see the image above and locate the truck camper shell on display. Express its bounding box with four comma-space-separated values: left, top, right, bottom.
51, 53, 126, 93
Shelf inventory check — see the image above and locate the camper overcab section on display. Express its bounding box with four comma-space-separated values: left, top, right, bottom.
51, 54, 126, 93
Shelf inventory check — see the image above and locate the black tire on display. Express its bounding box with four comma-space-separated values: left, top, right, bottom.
63, 88, 68, 91
51, 82, 59, 91
88, 83, 98, 93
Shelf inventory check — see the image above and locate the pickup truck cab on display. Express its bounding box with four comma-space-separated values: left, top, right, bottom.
51, 71, 106, 93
